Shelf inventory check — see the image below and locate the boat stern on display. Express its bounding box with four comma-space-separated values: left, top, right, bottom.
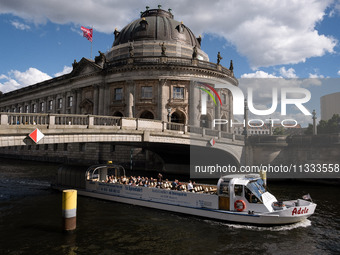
269, 199, 317, 223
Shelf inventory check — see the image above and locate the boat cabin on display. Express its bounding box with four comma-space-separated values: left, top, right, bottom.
217, 174, 277, 213
86, 164, 126, 182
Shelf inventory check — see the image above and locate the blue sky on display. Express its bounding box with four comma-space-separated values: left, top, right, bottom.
0, 0, 340, 126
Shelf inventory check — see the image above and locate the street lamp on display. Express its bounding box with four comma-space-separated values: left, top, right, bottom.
312, 109, 317, 135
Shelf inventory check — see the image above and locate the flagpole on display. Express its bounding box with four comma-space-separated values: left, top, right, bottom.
90, 26, 93, 59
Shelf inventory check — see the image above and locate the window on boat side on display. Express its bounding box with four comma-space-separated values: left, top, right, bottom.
234, 185, 243, 197
219, 182, 229, 196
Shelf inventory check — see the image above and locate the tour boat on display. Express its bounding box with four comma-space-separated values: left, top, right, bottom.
55, 164, 317, 226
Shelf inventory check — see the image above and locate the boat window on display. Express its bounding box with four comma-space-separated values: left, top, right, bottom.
234, 185, 243, 197
246, 180, 265, 202
219, 182, 229, 196
245, 187, 261, 203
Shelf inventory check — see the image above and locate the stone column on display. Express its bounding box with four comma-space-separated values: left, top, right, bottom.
228, 91, 233, 133
76, 90, 82, 114
158, 79, 167, 121
93, 85, 99, 115
71, 89, 77, 114
62, 93, 67, 114
103, 85, 110, 116
125, 81, 135, 117
43, 97, 48, 113
53, 95, 58, 114
243, 99, 248, 137
189, 80, 200, 126
312, 109, 317, 135
98, 84, 105, 115
215, 89, 221, 130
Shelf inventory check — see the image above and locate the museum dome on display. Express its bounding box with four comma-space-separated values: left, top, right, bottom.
112, 8, 201, 48
106, 8, 209, 61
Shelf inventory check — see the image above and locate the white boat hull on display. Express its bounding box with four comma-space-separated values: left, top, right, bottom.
55, 181, 316, 226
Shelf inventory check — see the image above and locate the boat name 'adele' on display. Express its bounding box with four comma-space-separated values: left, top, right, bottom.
292, 207, 309, 216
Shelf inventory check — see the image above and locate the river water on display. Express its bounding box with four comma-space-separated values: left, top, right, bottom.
0, 158, 339, 255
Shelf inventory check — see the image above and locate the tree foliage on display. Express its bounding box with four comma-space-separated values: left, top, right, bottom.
273, 126, 285, 135
305, 114, 340, 134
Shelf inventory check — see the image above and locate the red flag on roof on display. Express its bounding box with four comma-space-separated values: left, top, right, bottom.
81, 26, 93, 42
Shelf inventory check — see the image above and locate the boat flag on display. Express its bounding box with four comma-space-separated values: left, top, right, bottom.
209, 138, 216, 146
28, 128, 45, 143
81, 26, 93, 42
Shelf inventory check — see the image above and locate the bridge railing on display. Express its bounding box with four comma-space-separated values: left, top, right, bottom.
166, 122, 186, 132
94, 116, 121, 126
54, 114, 89, 125
187, 126, 203, 135
1, 113, 49, 125
0, 113, 241, 141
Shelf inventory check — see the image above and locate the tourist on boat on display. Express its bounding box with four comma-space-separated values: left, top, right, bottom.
144, 177, 149, 187
187, 180, 194, 192
121, 175, 127, 184
171, 179, 179, 190
157, 173, 163, 183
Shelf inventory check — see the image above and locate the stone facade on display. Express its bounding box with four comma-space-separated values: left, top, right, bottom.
0, 8, 238, 131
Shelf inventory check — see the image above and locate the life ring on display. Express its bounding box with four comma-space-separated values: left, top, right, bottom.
234, 200, 246, 212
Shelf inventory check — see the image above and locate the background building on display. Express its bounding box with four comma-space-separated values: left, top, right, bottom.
320, 92, 340, 121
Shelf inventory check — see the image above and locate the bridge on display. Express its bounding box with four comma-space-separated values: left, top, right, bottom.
0, 113, 246, 172
1, 113, 339, 178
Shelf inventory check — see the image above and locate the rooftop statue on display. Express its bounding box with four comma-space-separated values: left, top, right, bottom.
192, 45, 198, 59
217, 52, 223, 65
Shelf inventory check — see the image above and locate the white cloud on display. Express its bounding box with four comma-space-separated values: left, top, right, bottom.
241, 70, 279, 78
54, 66, 72, 77
0, 68, 51, 93
309, 73, 324, 78
0, 0, 337, 68
279, 67, 298, 78
337, 70, 340, 75
10, 20, 30, 30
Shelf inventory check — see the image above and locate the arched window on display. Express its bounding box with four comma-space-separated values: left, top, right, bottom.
113, 111, 123, 117
139, 110, 154, 119
170, 111, 186, 124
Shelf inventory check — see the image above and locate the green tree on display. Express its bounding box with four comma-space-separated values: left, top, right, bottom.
273, 126, 285, 135
304, 114, 340, 134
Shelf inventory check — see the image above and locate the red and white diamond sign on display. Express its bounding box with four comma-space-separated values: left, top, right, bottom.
28, 128, 45, 143
209, 138, 216, 146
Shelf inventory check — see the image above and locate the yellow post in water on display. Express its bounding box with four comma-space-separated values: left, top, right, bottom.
62, 189, 77, 231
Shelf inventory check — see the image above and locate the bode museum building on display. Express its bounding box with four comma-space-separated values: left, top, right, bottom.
0, 7, 239, 170
0, 7, 237, 130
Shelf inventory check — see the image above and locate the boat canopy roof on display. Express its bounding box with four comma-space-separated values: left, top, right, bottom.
219, 174, 261, 185
86, 164, 126, 180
